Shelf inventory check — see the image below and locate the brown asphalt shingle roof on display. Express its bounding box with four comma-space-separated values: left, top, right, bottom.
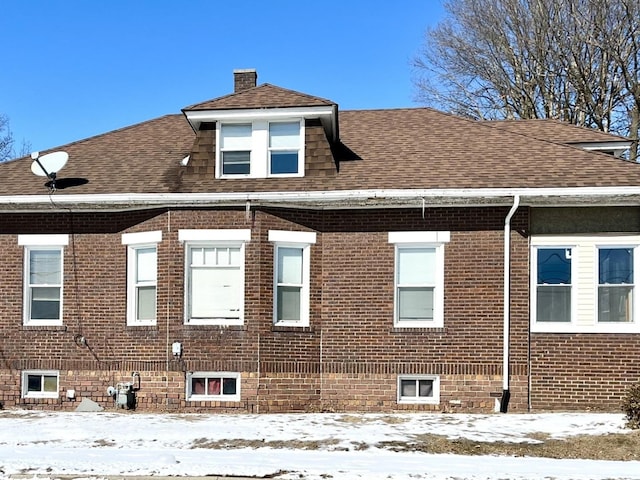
183, 84, 336, 111
2, 106, 640, 197
484, 119, 629, 144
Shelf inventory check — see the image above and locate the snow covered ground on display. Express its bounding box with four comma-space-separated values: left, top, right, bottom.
0, 409, 639, 480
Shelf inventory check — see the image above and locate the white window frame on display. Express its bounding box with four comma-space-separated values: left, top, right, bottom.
269, 230, 316, 327
122, 231, 162, 326
397, 375, 440, 404
596, 244, 637, 325
21, 370, 59, 399
179, 229, 251, 326
389, 232, 449, 328
531, 235, 640, 333
216, 119, 304, 179
530, 245, 576, 330
186, 371, 241, 402
18, 234, 69, 326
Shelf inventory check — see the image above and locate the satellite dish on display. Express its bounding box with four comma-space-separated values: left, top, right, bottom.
31, 151, 68, 177
29, 151, 88, 191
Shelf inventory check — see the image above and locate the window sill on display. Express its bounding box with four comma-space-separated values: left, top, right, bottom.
390, 327, 445, 334
184, 324, 246, 332
22, 324, 67, 332
272, 325, 314, 333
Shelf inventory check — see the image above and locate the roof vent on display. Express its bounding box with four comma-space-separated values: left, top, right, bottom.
234, 69, 257, 92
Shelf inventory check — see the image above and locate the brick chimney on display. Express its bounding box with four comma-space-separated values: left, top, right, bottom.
234, 69, 257, 92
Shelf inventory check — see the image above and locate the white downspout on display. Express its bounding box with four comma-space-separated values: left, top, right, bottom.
501, 195, 520, 413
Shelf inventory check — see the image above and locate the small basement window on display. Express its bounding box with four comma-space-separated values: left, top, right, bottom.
21, 370, 59, 399
186, 372, 240, 401
397, 375, 439, 404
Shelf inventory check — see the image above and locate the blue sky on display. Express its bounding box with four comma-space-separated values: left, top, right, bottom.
1, 1, 444, 153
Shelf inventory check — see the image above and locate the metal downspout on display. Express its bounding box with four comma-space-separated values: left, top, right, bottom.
501, 195, 520, 413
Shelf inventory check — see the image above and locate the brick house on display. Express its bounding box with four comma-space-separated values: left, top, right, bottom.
1, 69, 639, 413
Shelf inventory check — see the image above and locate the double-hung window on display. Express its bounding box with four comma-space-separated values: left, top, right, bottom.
534, 247, 572, 323
19, 235, 68, 326
22, 370, 59, 399
220, 123, 251, 175
186, 371, 240, 402
179, 229, 251, 325
269, 230, 316, 327
217, 120, 304, 178
122, 231, 161, 326
389, 232, 449, 328
598, 247, 634, 323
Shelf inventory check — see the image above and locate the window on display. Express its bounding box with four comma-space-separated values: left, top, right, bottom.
123, 231, 161, 326
531, 235, 640, 333
598, 247, 634, 323
18, 235, 68, 326
21, 370, 59, 399
269, 122, 301, 175
389, 232, 449, 328
269, 230, 316, 327
217, 120, 304, 178
186, 372, 240, 401
397, 375, 440, 404
535, 247, 572, 323
220, 123, 251, 175
179, 229, 250, 325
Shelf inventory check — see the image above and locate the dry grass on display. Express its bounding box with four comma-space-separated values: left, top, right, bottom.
190, 431, 640, 461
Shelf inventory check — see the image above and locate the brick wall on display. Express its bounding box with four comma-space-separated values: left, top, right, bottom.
1, 204, 622, 414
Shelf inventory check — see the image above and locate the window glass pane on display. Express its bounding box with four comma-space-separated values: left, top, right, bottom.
136, 247, 156, 282
270, 152, 299, 174
537, 248, 571, 284
277, 286, 301, 321
27, 375, 42, 392
191, 248, 204, 266
277, 247, 302, 284
598, 286, 633, 322
222, 151, 250, 175
137, 286, 156, 320
207, 378, 221, 395
229, 247, 241, 266
536, 285, 571, 322
269, 122, 300, 148
398, 248, 436, 284
31, 287, 60, 319
398, 287, 433, 321
30, 250, 61, 284
222, 378, 237, 395
43, 375, 57, 392
599, 248, 633, 284
221, 124, 251, 149
191, 378, 205, 395
400, 379, 416, 397
216, 248, 230, 266
418, 380, 434, 397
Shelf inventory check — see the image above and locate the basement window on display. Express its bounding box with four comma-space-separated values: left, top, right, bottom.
22, 370, 59, 399
186, 372, 240, 401
397, 375, 440, 404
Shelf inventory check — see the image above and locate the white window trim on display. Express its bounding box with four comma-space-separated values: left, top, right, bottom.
397, 375, 440, 405
530, 244, 577, 332
186, 371, 241, 402
216, 119, 305, 179
389, 232, 449, 328
21, 370, 59, 399
180, 229, 250, 326
269, 230, 317, 327
22, 245, 65, 326
531, 235, 640, 333
123, 231, 162, 326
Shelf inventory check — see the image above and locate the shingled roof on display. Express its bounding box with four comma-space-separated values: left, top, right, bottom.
183, 84, 336, 111
2, 78, 640, 210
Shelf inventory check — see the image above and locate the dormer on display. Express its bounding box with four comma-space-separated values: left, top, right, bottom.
182, 69, 339, 179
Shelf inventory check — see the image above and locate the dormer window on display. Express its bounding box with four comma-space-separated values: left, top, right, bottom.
217, 119, 304, 179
